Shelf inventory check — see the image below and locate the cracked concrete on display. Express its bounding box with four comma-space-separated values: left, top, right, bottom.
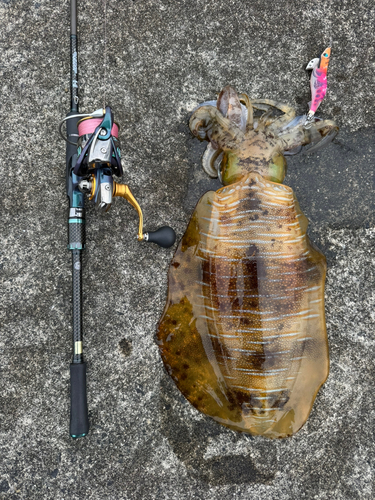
1, 0, 374, 498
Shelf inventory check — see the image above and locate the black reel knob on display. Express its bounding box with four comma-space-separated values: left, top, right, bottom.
145, 226, 176, 248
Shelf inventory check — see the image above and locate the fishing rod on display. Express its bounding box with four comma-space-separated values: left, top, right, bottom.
61, 0, 176, 438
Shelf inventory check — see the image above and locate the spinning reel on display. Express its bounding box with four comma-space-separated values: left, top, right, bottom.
60, 106, 176, 247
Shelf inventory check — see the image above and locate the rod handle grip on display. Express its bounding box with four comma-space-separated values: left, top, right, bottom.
70, 362, 89, 438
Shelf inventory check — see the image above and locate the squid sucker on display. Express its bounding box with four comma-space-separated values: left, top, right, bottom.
157, 85, 338, 438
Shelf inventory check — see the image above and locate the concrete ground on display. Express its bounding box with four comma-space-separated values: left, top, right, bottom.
1, 0, 374, 498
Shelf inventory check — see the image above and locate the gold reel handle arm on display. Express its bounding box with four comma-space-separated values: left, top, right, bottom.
113, 182, 144, 241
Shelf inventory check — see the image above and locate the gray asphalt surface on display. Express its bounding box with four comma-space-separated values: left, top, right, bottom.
1, 0, 374, 499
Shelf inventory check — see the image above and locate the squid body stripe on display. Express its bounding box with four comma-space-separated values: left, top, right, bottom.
213, 242, 297, 249
256, 275, 284, 283
254, 408, 284, 411
231, 225, 277, 230
206, 288, 309, 298
262, 193, 293, 202
225, 200, 243, 208
197, 254, 237, 261
209, 335, 270, 344
243, 408, 284, 412
260, 201, 290, 208
200, 232, 242, 241
208, 293, 301, 301
233, 370, 288, 376
228, 347, 266, 353
227, 327, 274, 332
270, 295, 300, 300
250, 396, 286, 400
208, 333, 239, 339
219, 194, 237, 200
206, 293, 298, 300
254, 215, 293, 220
234, 327, 276, 332
217, 331, 298, 341
220, 240, 270, 245
228, 215, 290, 223
197, 254, 245, 260
262, 187, 292, 195
231, 229, 293, 236
277, 267, 316, 275
260, 312, 318, 321
212, 197, 239, 210
263, 332, 300, 339
204, 219, 260, 227
217, 356, 240, 361
199, 247, 216, 254
213, 268, 314, 280
220, 310, 314, 320
287, 236, 306, 243
197, 254, 309, 262
217, 309, 280, 316
256, 255, 310, 261
211, 217, 262, 226
232, 370, 286, 379
256, 249, 308, 256
195, 255, 207, 261
235, 387, 288, 393
257, 232, 298, 237
285, 285, 308, 291
194, 304, 218, 311
225, 209, 264, 216
246, 418, 276, 424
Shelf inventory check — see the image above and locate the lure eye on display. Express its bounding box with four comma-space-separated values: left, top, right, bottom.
323, 53, 329, 57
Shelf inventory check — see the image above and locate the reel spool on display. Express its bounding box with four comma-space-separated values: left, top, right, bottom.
74, 106, 122, 178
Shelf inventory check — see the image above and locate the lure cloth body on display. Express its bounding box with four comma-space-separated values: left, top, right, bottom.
306, 47, 331, 120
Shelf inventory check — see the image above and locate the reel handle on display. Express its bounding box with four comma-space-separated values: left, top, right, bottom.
144, 226, 176, 248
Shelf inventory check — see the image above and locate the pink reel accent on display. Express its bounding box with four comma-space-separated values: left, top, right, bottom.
78, 118, 119, 137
